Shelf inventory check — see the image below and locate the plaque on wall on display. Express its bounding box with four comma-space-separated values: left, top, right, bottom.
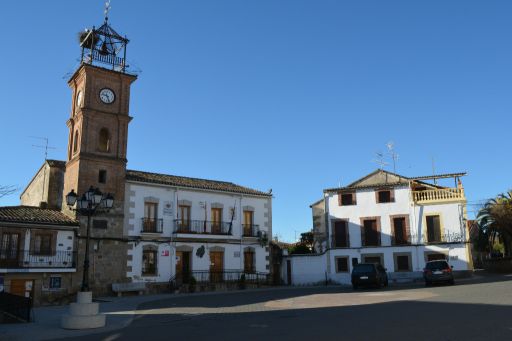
93, 219, 108, 229
163, 201, 173, 216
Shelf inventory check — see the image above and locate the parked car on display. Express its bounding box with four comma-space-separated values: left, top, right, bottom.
351, 263, 388, 289
423, 260, 454, 286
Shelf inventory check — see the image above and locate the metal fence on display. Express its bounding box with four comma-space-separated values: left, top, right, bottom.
0, 250, 76, 269
0, 292, 32, 322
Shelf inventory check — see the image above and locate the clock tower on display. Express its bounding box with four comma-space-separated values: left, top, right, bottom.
63, 15, 137, 293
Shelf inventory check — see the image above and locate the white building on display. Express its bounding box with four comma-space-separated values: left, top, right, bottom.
284, 169, 473, 285
123, 170, 273, 287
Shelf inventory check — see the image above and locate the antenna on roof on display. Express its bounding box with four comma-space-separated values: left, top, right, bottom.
30, 136, 56, 161
386, 141, 399, 174
372, 151, 388, 170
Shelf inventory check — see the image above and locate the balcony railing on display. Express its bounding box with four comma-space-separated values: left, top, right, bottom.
242, 224, 260, 237
412, 188, 465, 204
0, 250, 76, 269
141, 218, 163, 233
409, 231, 467, 244
173, 220, 233, 235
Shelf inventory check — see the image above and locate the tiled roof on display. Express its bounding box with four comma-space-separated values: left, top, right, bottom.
0, 206, 79, 226
126, 170, 272, 197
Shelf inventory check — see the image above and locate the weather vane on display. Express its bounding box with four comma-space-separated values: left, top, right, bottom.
104, 0, 111, 22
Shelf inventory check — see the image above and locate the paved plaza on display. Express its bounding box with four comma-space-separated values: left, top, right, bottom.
2, 273, 512, 341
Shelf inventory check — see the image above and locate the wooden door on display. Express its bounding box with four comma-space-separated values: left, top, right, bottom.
176, 251, 191, 283
210, 251, 224, 282
334, 221, 348, 247
10, 279, 33, 298
244, 250, 255, 273
0, 232, 20, 267
426, 215, 441, 242
211, 208, 222, 234
393, 217, 407, 245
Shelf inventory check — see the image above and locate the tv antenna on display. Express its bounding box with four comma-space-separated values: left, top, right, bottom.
30, 136, 56, 160
431, 156, 437, 185
386, 141, 399, 173
372, 151, 388, 170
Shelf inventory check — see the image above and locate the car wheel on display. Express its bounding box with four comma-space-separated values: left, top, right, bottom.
384, 279, 389, 287
352, 284, 358, 290
449, 279, 455, 286
425, 281, 431, 287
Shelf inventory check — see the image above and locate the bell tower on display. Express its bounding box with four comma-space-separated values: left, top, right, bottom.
62, 7, 137, 293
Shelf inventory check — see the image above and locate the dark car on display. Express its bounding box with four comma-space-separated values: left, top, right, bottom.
423, 260, 454, 286
351, 263, 388, 289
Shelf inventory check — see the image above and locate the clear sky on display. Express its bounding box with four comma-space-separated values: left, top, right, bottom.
0, 1, 510, 242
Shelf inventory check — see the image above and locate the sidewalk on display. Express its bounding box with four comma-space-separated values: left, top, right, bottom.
0, 293, 171, 341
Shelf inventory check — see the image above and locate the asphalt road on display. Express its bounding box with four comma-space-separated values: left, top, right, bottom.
64, 275, 512, 341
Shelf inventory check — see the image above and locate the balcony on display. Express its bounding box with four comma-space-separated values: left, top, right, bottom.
173, 220, 233, 235
412, 188, 465, 205
409, 231, 467, 244
242, 224, 260, 237
141, 218, 163, 233
0, 250, 76, 269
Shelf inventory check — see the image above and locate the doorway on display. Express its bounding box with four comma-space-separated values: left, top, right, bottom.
176, 251, 191, 283
210, 251, 224, 282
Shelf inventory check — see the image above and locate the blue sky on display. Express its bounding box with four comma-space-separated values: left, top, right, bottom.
0, 1, 510, 242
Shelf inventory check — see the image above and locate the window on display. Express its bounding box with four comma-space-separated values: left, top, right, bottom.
362, 254, 383, 265
98, 170, 107, 184
361, 218, 380, 246
49, 276, 62, 289
243, 211, 254, 236
32, 233, 52, 256
0, 233, 20, 262
98, 128, 110, 152
394, 253, 411, 272
377, 190, 393, 203
426, 215, 442, 242
142, 247, 157, 276
333, 220, 349, 247
73, 131, 79, 154
335, 257, 349, 273
339, 192, 356, 206
244, 249, 255, 273
93, 219, 108, 229
143, 202, 158, 232
178, 205, 191, 230
392, 216, 409, 245
426, 253, 446, 262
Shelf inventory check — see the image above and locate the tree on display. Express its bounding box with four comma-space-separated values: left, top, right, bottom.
299, 231, 314, 251
289, 230, 315, 255
0, 185, 17, 199
476, 190, 512, 257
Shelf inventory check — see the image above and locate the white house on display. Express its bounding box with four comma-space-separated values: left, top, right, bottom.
123, 170, 273, 288
284, 169, 473, 285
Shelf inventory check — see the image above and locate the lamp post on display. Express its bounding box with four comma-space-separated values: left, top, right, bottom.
66, 186, 114, 291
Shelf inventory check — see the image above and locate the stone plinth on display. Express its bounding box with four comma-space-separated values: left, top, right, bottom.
61, 291, 106, 329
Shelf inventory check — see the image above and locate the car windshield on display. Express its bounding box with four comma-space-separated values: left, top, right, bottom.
352, 264, 375, 273
426, 261, 449, 270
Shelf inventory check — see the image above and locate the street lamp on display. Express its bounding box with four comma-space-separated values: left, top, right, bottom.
66, 186, 114, 292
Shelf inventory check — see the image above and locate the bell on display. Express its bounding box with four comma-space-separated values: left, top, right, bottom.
99, 41, 109, 55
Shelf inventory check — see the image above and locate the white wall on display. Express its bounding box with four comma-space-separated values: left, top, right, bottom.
125, 182, 272, 283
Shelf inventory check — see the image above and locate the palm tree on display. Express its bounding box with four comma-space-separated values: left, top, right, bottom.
476, 191, 512, 257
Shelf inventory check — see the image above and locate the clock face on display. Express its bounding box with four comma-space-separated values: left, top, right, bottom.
76, 90, 83, 108
99, 88, 115, 104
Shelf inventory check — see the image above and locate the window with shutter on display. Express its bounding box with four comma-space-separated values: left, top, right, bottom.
335, 257, 349, 272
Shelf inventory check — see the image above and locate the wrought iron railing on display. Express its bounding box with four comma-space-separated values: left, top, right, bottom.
173, 220, 233, 235
242, 224, 260, 237
0, 250, 76, 269
141, 218, 164, 233
169, 270, 270, 288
